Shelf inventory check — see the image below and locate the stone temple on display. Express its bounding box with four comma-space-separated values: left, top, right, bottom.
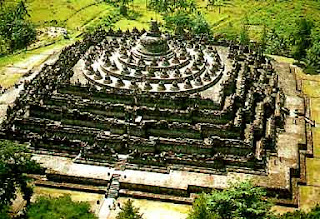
84, 21, 224, 94
1, 21, 311, 209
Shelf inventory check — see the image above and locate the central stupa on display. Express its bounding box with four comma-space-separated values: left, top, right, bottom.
135, 21, 172, 59
81, 20, 225, 93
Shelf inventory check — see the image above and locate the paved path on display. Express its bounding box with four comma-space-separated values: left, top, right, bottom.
294, 66, 320, 211
0, 47, 62, 124
99, 198, 115, 219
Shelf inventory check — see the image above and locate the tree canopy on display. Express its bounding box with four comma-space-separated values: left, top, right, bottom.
26, 195, 97, 219
116, 199, 143, 219
306, 28, 320, 70
149, 0, 196, 13
292, 18, 314, 62
188, 181, 272, 219
0, 140, 41, 217
0, 1, 36, 54
164, 10, 211, 35
188, 180, 320, 219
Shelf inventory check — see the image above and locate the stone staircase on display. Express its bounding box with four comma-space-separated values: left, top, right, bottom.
106, 174, 121, 199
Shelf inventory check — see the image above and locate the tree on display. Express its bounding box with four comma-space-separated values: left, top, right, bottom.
148, 0, 196, 13
26, 195, 97, 219
116, 199, 143, 219
119, 0, 133, 15
188, 193, 215, 219
260, 25, 267, 54
0, 140, 41, 217
239, 24, 250, 45
191, 13, 211, 35
306, 29, 320, 70
0, 1, 36, 53
173, 0, 196, 12
164, 10, 192, 34
265, 28, 290, 56
0, 205, 10, 219
188, 181, 272, 219
292, 18, 314, 62
307, 41, 320, 69
207, 0, 229, 14
148, 0, 175, 12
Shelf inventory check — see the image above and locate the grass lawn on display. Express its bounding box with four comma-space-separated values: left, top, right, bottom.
28, 0, 99, 27
114, 0, 162, 30
23, 0, 118, 36
300, 186, 320, 211
32, 186, 104, 213
271, 206, 295, 215
0, 39, 72, 88
197, 0, 320, 40
109, 197, 191, 219
0, 73, 22, 89
267, 55, 295, 65
296, 67, 320, 83
302, 81, 320, 98
306, 158, 320, 186
312, 127, 320, 158
65, 3, 116, 31
0, 39, 70, 70
21, 0, 320, 40
26, 0, 160, 32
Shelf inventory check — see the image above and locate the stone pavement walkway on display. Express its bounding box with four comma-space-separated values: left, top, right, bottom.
298, 72, 320, 210
285, 64, 320, 211
99, 198, 115, 219
0, 47, 62, 125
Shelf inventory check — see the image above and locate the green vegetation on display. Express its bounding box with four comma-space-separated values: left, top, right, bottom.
0, 140, 41, 218
148, 0, 211, 34
27, 0, 116, 32
188, 180, 320, 219
164, 10, 211, 35
10, 0, 319, 41
0, 1, 36, 55
279, 206, 320, 219
188, 181, 272, 219
0, 39, 71, 88
148, 0, 197, 13
117, 199, 143, 219
26, 195, 97, 219
1, 0, 319, 40
1, 0, 320, 73
292, 18, 313, 61
306, 29, 320, 73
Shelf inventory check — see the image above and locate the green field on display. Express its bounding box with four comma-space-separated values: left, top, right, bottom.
26, 0, 320, 37
1, 0, 319, 85
4, 0, 318, 38
200, 0, 319, 39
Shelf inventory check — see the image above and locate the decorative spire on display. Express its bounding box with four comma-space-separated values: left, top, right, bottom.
148, 21, 161, 37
